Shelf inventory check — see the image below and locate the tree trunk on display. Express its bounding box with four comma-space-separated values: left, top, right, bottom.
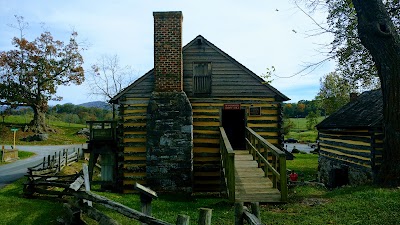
352, 0, 400, 186
30, 103, 54, 133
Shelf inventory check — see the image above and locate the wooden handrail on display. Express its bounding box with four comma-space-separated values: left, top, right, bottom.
245, 127, 288, 202
219, 127, 235, 202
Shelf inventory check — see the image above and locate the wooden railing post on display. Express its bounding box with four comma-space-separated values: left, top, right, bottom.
228, 153, 235, 202
279, 154, 288, 202
234, 202, 244, 225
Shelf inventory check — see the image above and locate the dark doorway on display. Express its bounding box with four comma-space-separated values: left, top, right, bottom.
331, 166, 349, 188
222, 109, 246, 149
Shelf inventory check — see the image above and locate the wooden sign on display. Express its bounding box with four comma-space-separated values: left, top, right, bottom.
249, 107, 261, 116
224, 104, 241, 110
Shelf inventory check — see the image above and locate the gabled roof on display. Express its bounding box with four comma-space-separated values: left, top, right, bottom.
185, 35, 289, 101
110, 35, 290, 103
316, 89, 383, 129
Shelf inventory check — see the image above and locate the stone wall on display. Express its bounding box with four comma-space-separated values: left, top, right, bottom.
319, 155, 373, 188
146, 91, 193, 193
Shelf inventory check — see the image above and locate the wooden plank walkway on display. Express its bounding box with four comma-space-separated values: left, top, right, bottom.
234, 150, 281, 203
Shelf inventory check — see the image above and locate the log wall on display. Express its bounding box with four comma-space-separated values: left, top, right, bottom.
118, 97, 282, 193
319, 129, 383, 171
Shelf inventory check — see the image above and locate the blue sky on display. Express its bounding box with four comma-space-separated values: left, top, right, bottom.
0, 0, 334, 104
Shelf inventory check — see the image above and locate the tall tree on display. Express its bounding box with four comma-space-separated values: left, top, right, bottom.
299, 0, 400, 186
351, 0, 400, 186
316, 72, 351, 115
86, 54, 136, 118
0, 16, 84, 133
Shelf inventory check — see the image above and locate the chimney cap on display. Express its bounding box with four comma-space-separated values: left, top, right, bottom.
153, 11, 183, 18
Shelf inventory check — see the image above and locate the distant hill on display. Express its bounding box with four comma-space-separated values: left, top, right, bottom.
78, 101, 112, 110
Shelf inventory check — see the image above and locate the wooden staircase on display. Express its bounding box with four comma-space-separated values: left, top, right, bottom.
234, 150, 281, 202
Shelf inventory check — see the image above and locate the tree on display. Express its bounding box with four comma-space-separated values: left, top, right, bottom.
0, 16, 84, 133
316, 72, 351, 115
86, 54, 136, 118
299, 0, 400, 186
351, 0, 400, 186
306, 110, 320, 130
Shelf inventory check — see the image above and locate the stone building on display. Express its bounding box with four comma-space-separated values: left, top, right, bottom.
110, 11, 289, 193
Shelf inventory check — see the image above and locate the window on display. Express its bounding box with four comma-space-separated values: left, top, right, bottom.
193, 62, 211, 95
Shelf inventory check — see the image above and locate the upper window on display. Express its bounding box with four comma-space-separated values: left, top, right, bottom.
193, 62, 212, 95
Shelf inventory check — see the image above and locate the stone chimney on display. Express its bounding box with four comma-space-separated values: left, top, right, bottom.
153, 11, 183, 92
146, 11, 193, 193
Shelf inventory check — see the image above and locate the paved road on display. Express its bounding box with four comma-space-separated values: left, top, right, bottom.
0, 144, 86, 189
283, 143, 316, 153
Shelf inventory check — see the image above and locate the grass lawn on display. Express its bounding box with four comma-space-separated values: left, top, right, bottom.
0, 115, 87, 146
0, 150, 35, 166
1, 154, 400, 224
285, 117, 325, 143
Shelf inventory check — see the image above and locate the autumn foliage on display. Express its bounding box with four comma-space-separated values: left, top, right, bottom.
0, 19, 84, 133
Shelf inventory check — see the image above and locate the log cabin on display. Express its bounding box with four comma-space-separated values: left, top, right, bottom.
109, 11, 290, 196
316, 89, 383, 187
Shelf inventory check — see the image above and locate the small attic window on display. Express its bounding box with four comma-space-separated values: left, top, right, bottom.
193, 62, 211, 95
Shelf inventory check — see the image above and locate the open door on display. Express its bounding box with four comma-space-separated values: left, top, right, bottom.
222, 108, 246, 149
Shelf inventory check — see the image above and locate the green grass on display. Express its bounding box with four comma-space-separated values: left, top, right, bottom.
1, 114, 87, 145
0, 179, 66, 225
287, 153, 318, 181
2, 155, 400, 224
285, 117, 325, 143
0, 150, 35, 165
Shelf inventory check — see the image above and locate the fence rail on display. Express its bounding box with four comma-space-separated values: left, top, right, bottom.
24, 163, 214, 225
219, 127, 235, 202
245, 127, 288, 202
27, 148, 81, 176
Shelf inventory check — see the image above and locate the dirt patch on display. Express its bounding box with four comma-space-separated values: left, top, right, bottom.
301, 197, 330, 206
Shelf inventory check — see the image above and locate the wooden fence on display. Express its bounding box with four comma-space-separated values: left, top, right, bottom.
219, 127, 235, 202
27, 148, 81, 176
245, 127, 288, 202
23, 163, 216, 225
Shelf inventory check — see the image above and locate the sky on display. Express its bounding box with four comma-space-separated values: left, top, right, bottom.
0, 0, 334, 105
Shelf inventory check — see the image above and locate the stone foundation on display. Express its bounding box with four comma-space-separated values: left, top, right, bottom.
146, 91, 193, 193
319, 155, 373, 187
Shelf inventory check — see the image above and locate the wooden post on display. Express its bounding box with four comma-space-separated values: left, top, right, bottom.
198, 208, 212, 225
58, 151, 61, 172
228, 153, 235, 202
250, 202, 260, 221
82, 163, 93, 207
47, 155, 50, 169
176, 214, 190, 225
51, 155, 55, 168
134, 183, 158, 225
65, 149, 69, 166
43, 157, 45, 169
279, 154, 288, 202
234, 202, 244, 225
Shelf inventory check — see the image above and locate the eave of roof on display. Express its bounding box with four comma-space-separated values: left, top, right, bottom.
110, 35, 291, 103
